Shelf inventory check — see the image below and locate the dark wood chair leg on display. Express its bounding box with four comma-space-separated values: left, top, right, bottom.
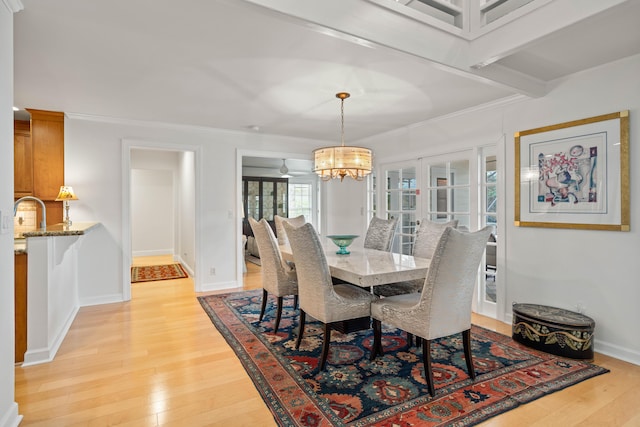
295, 310, 306, 349
371, 319, 383, 360
422, 338, 435, 396
319, 323, 332, 371
462, 329, 476, 380
259, 289, 268, 322
293, 295, 298, 310
407, 332, 414, 347
273, 296, 284, 332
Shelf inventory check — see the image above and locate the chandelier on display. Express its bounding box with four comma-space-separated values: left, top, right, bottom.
313, 92, 372, 182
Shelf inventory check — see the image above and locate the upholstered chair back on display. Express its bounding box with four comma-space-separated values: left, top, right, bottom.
363, 216, 399, 252
412, 219, 458, 259
248, 217, 297, 296
274, 214, 306, 246
417, 226, 492, 339
284, 222, 351, 323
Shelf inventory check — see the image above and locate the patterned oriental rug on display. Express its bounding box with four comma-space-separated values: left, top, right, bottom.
198, 291, 608, 427
131, 263, 188, 283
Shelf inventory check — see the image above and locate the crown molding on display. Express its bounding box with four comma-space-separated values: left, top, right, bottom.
2, 0, 24, 13
65, 112, 329, 145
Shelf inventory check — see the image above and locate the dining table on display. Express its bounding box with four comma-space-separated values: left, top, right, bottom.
279, 238, 430, 288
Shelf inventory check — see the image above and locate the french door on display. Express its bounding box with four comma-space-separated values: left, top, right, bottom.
382, 161, 418, 255
379, 149, 499, 319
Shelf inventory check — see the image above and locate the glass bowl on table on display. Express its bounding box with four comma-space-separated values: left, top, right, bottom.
326, 235, 359, 255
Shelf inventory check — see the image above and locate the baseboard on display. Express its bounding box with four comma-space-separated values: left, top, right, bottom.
174, 254, 195, 277
0, 402, 22, 427
594, 340, 640, 366
132, 249, 173, 257
79, 293, 125, 307
22, 305, 79, 366
197, 280, 239, 293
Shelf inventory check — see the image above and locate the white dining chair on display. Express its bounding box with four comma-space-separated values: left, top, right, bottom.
374, 219, 458, 297
363, 216, 399, 252
284, 222, 377, 371
248, 217, 298, 333
274, 214, 305, 246
370, 226, 493, 396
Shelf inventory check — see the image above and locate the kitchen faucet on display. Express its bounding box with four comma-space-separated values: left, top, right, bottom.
14, 196, 47, 230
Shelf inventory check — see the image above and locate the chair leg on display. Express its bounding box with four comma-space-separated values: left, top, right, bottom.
422, 338, 435, 397
273, 296, 284, 333
295, 310, 306, 349
319, 323, 332, 371
407, 332, 413, 347
462, 329, 476, 380
371, 319, 383, 360
259, 289, 268, 322
293, 295, 298, 310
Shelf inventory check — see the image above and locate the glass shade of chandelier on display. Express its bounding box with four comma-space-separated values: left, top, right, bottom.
313, 92, 372, 182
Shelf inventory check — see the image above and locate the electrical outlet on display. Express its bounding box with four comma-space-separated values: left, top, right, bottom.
210, 267, 216, 275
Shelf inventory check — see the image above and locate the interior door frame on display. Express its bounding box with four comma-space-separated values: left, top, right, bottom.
236, 149, 316, 286
121, 139, 202, 301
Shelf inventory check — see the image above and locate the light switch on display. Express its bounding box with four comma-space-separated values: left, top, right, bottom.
0, 210, 10, 234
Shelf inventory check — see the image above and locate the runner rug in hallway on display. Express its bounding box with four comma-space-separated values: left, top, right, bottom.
131, 263, 188, 283
198, 290, 608, 426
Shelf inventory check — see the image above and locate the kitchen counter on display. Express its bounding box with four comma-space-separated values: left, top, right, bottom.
18, 222, 103, 366
22, 222, 99, 237
16, 223, 99, 254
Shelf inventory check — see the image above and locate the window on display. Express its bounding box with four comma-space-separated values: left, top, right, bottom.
288, 182, 313, 220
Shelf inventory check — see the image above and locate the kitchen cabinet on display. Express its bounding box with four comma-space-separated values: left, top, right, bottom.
14, 120, 33, 198
15, 109, 64, 225
242, 176, 288, 236
15, 253, 27, 363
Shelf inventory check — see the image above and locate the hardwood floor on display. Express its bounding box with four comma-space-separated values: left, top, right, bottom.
15, 256, 640, 426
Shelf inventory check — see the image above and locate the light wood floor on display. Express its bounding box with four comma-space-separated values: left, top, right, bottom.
15, 255, 640, 426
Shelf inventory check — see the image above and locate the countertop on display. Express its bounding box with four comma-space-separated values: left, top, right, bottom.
21, 222, 100, 237
15, 222, 100, 254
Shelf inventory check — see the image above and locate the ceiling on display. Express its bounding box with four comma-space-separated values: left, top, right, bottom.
12, 0, 640, 144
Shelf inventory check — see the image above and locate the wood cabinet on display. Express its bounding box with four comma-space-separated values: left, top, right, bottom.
14, 120, 33, 198
28, 109, 65, 201
15, 253, 27, 363
242, 176, 288, 236
14, 109, 64, 225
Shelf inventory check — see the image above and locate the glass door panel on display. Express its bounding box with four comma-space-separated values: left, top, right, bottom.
424, 158, 470, 227
383, 162, 418, 255
482, 150, 498, 311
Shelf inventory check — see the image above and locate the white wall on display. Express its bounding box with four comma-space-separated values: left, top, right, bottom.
64, 117, 327, 298
360, 54, 640, 365
131, 150, 178, 257
1, 3, 22, 427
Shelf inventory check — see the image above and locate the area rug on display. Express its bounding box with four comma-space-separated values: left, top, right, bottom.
131, 263, 188, 283
198, 291, 608, 426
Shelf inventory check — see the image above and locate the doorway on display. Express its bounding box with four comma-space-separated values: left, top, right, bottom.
237, 150, 318, 284
122, 140, 200, 301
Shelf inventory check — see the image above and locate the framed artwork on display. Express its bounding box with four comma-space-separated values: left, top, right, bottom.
515, 111, 629, 231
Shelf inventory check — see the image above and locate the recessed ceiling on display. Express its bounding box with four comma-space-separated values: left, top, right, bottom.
12, 0, 640, 143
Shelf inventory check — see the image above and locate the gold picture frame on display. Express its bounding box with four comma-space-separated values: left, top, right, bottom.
515, 111, 629, 231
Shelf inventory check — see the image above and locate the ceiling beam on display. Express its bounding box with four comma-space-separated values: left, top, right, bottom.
467, 0, 633, 69
238, 0, 547, 96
